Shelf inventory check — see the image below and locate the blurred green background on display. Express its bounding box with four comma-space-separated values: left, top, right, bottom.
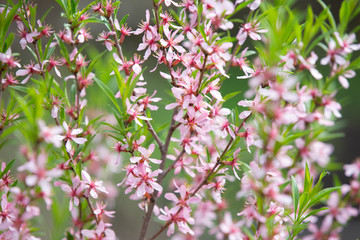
2, 0, 360, 239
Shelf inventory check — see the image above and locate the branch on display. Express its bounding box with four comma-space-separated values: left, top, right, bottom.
107, 16, 125, 62
196, 53, 209, 95
161, 148, 186, 178
145, 119, 163, 149
149, 114, 252, 239
85, 197, 99, 225
137, 109, 179, 240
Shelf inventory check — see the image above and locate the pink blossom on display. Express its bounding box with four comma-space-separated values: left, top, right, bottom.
16, 62, 41, 84
137, 27, 160, 60
0, 48, 20, 69
58, 176, 85, 211
219, 212, 244, 240
134, 10, 151, 35
38, 120, 63, 147
320, 39, 345, 66
160, 25, 185, 59
344, 158, 360, 178
236, 21, 267, 45
97, 31, 116, 51
17, 22, 39, 49
167, 148, 195, 177
81, 221, 115, 240
81, 170, 109, 199
158, 206, 195, 236
125, 164, 163, 197
55, 121, 87, 152
130, 144, 162, 165
164, 184, 200, 216
126, 99, 152, 126
93, 202, 115, 219
334, 32, 360, 54
298, 52, 322, 80
0, 194, 15, 231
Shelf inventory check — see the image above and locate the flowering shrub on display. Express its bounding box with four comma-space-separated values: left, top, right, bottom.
0, 0, 360, 239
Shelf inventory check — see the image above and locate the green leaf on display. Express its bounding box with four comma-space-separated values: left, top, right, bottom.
339, 0, 350, 34
304, 162, 311, 193
223, 91, 241, 101
41, 6, 54, 22
85, 51, 106, 76
317, 0, 336, 30
279, 180, 291, 191
119, 14, 129, 27
291, 176, 300, 216
0, 159, 15, 178
55, 34, 70, 62
308, 186, 341, 207
300, 207, 328, 223
93, 76, 122, 114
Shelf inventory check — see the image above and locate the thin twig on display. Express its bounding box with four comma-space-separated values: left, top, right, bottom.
85, 197, 99, 224
196, 53, 209, 95
145, 119, 163, 149
107, 16, 125, 61
161, 148, 186, 178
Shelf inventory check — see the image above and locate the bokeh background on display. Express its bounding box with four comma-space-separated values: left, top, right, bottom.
2, 0, 360, 239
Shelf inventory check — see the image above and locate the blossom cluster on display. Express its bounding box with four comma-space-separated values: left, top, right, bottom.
0, 0, 359, 239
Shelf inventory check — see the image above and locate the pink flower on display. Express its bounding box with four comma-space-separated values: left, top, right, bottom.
0, 194, 15, 230
160, 25, 185, 59
134, 10, 151, 35
130, 144, 162, 165
81, 170, 109, 199
0, 48, 20, 69
164, 184, 200, 215
126, 99, 152, 126
131, 91, 161, 112
237, 124, 255, 152
77, 28, 92, 43
44, 57, 63, 77
58, 176, 85, 211
137, 27, 160, 60
219, 212, 244, 240
16, 61, 42, 84
158, 206, 195, 236
38, 120, 63, 147
238, 94, 264, 119
93, 202, 115, 219
81, 221, 115, 240
223, 148, 242, 180
320, 38, 345, 66
168, 148, 195, 177
17, 22, 39, 49
97, 31, 116, 51
334, 32, 360, 54
298, 52, 322, 80
55, 121, 87, 152
207, 177, 226, 203
125, 164, 163, 197
236, 21, 267, 45
344, 158, 360, 178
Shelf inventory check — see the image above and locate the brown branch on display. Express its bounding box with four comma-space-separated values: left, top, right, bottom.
107, 16, 125, 61
138, 109, 180, 240
145, 119, 163, 149
85, 197, 99, 225
196, 53, 209, 95
161, 148, 186, 178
